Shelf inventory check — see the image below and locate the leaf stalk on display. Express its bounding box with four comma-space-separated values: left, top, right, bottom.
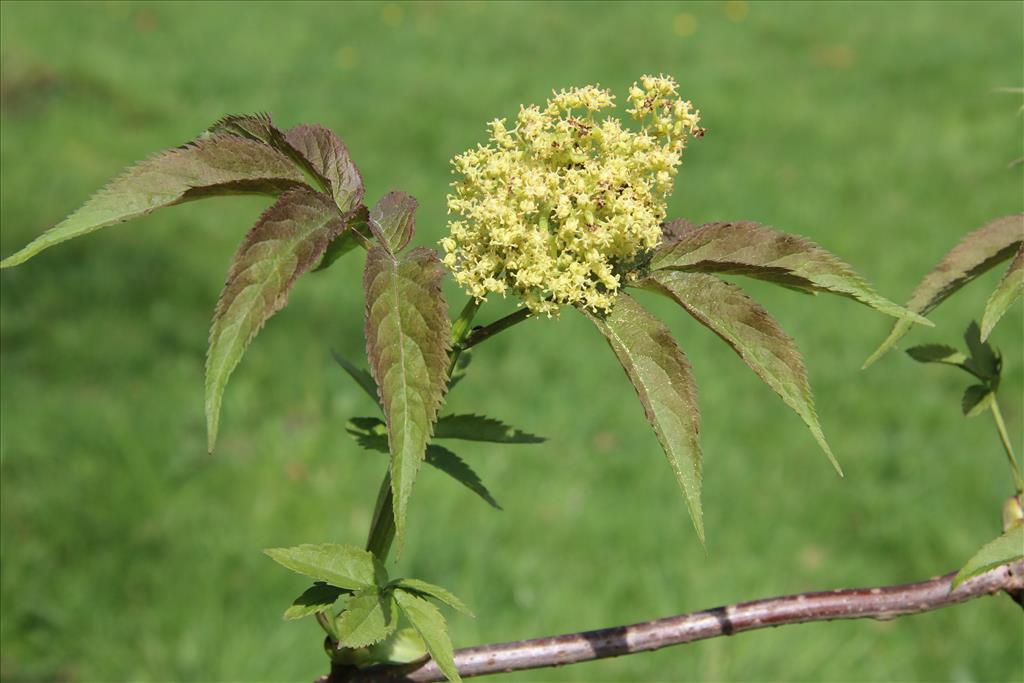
990, 396, 1024, 493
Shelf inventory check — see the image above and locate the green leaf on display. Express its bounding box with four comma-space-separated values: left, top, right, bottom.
639, 270, 840, 475
264, 543, 378, 590
283, 124, 365, 212
283, 582, 345, 620
394, 589, 461, 683
205, 112, 277, 143
905, 344, 968, 367
963, 321, 1001, 382
582, 293, 704, 543
981, 244, 1024, 341
0, 135, 308, 269
648, 221, 928, 326
364, 247, 452, 552
866, 215, 1023, 367
344, 423, 501, 510
393, 579, 474, 617
205, 188, 349, 451
336, 628, 427, 668
314, 209, 371, 272
369, 191, 418, 253
424, 445, 501, 510
433, 414, 545, 444
336, 587, 400, 649
962, 384, 993, 417
332, 351, 382, 408
952, 525, 1024, 589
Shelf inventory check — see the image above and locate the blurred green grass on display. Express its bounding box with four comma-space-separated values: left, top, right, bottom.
1, 1, 1022, 681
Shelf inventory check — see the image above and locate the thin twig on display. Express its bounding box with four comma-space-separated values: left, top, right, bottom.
326, 559, 1024, 682
461, 307, 534, 351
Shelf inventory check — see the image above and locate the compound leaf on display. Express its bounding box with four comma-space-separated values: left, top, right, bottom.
1, 135, 307, 269
364, 247, 451, 552
866, 215, 1023, 366
264, 543, 377, 591
336, 587, 399, 649
648, 221, 928, 325
433, 414, 545, 444
206, 188, 348, 451
394, 589, 461, 683
981, 243, 1024, 341
283, 582, 345, 620
393, 578, 474, 617
582, 293, 704, 543
905, 344, 968, 367
283, 124, 365, 212
952, 525, 1024, 589
369, 191, 418, 253
639, 270, 840, 475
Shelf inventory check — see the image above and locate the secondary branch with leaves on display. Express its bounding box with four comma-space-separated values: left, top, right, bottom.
2, 76, 1021, 682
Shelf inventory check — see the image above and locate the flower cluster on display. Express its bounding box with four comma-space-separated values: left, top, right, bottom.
442, 75, 703, 316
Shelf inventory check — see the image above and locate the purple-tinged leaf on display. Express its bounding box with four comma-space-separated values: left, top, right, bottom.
369, 191, 418, 253
865, 215, 1023, 366
648, 221, 928, 325
582, 293, 704, 543
660, 218, 698, 243
364, 247, 451, 552
206, 113, 277, 144
314, 208, 371, 272
284, 124, 365, 212
0, 135, 307, 269
639, 270, 841, 476
981, 243, 1024, 341
206, 188, 348, 451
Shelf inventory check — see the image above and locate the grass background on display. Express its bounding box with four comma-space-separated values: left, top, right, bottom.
1, 1, 1022, 681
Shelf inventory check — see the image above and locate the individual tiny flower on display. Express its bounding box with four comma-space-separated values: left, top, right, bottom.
443, 74, 703, 316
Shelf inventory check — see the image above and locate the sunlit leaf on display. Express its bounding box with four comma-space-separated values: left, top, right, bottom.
205, 112, 277, 143
283, 582, 345, 620
369, 191, 418, 253
336, 587, 399, 649
206, 188, 348, 450
660, 218, 698, 242
981, 244, 1024, 341
393, 589, 461, 683
0, 136, 307, 268
582, 293, 704, 543
283, 124, 365, 212
433, 414, 545, 444
314, 210, 371, 272
364, 247, 451, 552
264, 543, 378, 591
952, 525, 1024, 589
866, 215, 1023, 366
393, 578, 474, 617
648, 221, 928, 325
639, 270, 840, 475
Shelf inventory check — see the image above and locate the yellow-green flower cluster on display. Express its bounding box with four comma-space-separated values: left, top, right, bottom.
443, 75, 703, 316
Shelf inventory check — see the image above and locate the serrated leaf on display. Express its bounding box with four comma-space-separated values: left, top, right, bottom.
314, 209, 371, 272
336, 628, 427, 669
336, 587, 399, 649
952, 525, 1024, 589
639, 270, 840, 475
905, 344, 968, 367
433, 414, 545, 444
648, 221, 928, 326
283, 582, 345, 620
981, 244, 1024, 341
962, 384, 993, 417
424, 445, 501, 510
364, 247, 451, 552
206, 188, 348, 451
394, 589, 461, 683
283, 124, 365, 212
206, 113, 277, 143
963, 321, 1000, 382
0, 136, 307, 269
582, 293, 704, 543
344, 423, 501, 510
866, 215, 1023, 366
332, 351, 382, 408
369, 191, 418, 253
264, 543, 378, 590
393, 579, 474, 617
661, 218, 698, 242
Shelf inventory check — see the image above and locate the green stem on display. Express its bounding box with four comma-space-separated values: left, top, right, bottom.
990, 397, 1024, 494
448, 297, 483, 376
